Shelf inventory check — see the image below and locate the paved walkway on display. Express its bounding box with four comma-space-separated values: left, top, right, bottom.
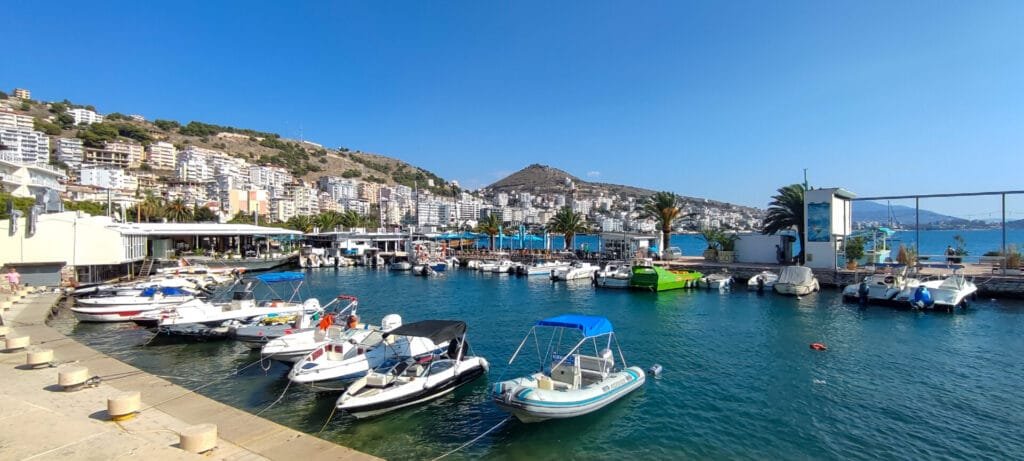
0, 292, 379, 461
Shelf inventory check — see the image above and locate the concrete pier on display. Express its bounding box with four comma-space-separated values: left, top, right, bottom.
0, 292, 379, 460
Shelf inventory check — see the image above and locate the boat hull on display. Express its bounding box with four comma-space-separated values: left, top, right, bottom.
630, 266, 701, 291
773, 281, 819, 296
337, 358, 488, 418
493, 367, 645, 423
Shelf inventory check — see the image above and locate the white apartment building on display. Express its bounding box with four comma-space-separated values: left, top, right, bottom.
0, 111, 34, 129
67, 108, 104, 125
317, 176, 359, 201
358, 182, 380, 204
166, 182, 207, 204
601, 218, 624, 232
145, 141, 177, 169
106, 140, 144, 168
289, 184, 320, 216
416, 199, 442, 227
56, 138, 85, 170
0, 159, 66, 197
340, 198, 370, 215
82, 140, 142, 169
0, 126, 50, 166
176, 147, 214, 182
80, 167, 138, 191
249, 165, 292, 197
270, 197, 295, 222
318, 192, 342, 213
494, 192, 509, 207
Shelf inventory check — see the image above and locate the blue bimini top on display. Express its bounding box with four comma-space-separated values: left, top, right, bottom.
253, 272, 305, 283
536, 314, 613, 338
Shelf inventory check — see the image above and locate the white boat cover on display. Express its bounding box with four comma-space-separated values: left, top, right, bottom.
777, 266, 815, 285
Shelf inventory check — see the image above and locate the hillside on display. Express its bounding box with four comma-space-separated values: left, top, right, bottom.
10, 97, 457, 196
486, 164, 757, 211
852, 201, 964, 225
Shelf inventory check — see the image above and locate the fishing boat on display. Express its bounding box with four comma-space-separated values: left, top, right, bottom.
629, 260, 702, 291
746, 271, 779, 291
491, 314, 645, 423
699, 272, 734, 290
130, 272, 317, 331
894, 265, 977, 311
551, 261, 599, 281
336, 320, 488, 418
595, 262, 632, 289
234, 295, 359, 349
288, 315, 450, 389
842, 264, 920, 304
773, 266, 820, 296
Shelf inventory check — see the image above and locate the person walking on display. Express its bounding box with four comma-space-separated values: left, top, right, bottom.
5, 267, 21, 292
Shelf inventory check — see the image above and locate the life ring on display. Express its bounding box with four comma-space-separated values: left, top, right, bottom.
810, 342, 827, 351
347, 314, 359, 329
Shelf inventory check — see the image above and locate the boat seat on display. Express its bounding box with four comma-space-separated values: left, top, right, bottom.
366, 373, 390, 387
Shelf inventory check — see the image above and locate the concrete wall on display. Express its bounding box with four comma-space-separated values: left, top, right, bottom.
735, 233, 782, 264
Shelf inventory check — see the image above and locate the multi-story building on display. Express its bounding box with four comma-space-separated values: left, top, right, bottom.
601, 218, 624, 232
0, 159, 66, 197
249, 165, 292, 197
358, 182, 380, 204
269, 197, 295, 222
228, 189, 270, 218
341, 198, 371, 216
145, 141, 177, 169
82, 141, 142, 170
288, 184, 320, 216
12, 88, 31, 100
0, 110, 34, 130
176, 147, 214, 182
317, 176, 359, 201
318, 192, 342, 213
416, 199, 442, 227
0, 125, 50, 166
165, 182, 208, 204
105, 140, 144, 168
56, 138, 85, 170
67, 108, 104, 125
79, 167, 137, 191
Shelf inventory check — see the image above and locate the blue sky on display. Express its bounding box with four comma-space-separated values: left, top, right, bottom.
3, 1, 1023, 217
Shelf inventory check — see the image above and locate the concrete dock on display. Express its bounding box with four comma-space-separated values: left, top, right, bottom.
0, 291, 379, 461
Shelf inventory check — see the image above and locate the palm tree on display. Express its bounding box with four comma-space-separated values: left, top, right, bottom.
761, 183, 806, 263
315, 211, 344, 231
641, 191, 686, 258
193, 205, 217, 222
134, 194, 164, 222
163, 198, 193, 223
475, 213, 501, 250
339, 210, 364, 228
286, 215, 315, 233
546, 206, 588, 251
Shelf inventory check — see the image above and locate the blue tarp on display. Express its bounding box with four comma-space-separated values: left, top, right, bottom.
141, 286, 189, 297
254, 272, 305, 283
536, 314, 614, 337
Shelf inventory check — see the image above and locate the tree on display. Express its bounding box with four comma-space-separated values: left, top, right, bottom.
57, 113, 75, 129
163, 198, 193, 223
641, 191, 686, 258
761, 183, 806, 263
475, 213, 501, 250
229, 212, 254, 224
193, 205, 217, 222
339, 210, 367, 228
136, 194, 164, 222
34, 118, 62, 135
314, 211, 344, 231
546, 206, 588, 251
154, 119, 180, 131
286, 215, 314, 233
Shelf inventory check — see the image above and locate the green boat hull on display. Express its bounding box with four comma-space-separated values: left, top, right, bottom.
630, 266, 703, 291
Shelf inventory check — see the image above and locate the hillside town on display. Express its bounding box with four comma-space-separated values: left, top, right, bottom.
1, 88, 764, 233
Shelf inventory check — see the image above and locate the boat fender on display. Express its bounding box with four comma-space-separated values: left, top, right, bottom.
347, 314, 359, 329
810, 343, 827, 351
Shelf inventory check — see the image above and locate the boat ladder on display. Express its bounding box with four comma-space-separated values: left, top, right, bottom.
138, 258, 154, 278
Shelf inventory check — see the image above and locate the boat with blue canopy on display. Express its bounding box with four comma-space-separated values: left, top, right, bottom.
491, 314, 645, 423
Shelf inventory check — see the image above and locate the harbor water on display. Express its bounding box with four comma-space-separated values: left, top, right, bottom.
53, 267, 1024, 460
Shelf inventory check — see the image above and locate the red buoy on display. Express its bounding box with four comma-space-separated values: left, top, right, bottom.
810, 342, 827, 351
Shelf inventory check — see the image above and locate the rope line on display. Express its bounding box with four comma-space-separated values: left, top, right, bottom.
139, 358, 263, 412
255, 379, 292, 416
318, 404, 339, 434
430, 416, 511, 461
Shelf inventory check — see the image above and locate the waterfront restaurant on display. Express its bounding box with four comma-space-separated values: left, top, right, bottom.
0, 211, 302, 286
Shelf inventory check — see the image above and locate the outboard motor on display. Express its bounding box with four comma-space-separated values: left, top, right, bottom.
857, 281, 870, 306
381, 314, 402, 332
757, 276, 765, 294
912, 286, 933, 309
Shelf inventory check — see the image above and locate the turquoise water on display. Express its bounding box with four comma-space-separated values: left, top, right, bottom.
53, 268, 1024, 460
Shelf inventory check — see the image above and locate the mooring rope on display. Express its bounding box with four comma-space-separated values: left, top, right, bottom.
139, 358, 263, 412
430, 416, 511, 461
255, 379, 292, 416
317, 404, 339, 434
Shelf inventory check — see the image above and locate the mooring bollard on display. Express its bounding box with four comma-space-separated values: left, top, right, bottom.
179, 423, 217, 453
107, 391, 141, 421
58, 366, 90, 391
5, 335, 30, 351
25, 348, 53, 368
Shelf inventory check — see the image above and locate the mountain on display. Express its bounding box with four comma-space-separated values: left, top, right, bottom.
852, 201, 964, 225
485, 164, 758, 211
1008, 218, 1024, 229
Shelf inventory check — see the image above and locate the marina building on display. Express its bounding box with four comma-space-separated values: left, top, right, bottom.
67, 108, 104, 125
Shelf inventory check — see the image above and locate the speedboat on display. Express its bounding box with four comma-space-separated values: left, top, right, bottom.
336, 320, 488, 418
842, 265, 920, 304
746, 271, 779, 291
699, 272, 733, 290
894, 266, 977, 310
516, 260, 569, 276
71, 286, 199, 322
234, 295, 360, 349
288, 315, 450, 389
491, 260, 514, 274
551, 262, 599, 281
595, 263, 632, 289
262, 313, 394, 364
491, 314, 645, 423
773, 266, 820, 296
390, 260, 412, 271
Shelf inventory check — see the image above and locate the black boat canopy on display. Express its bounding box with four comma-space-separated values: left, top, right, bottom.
384, 320, 467, 344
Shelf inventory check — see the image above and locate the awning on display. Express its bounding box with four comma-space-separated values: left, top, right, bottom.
253, 272, 305, 283
384, 320, 467, 344
536, 314, 613, 337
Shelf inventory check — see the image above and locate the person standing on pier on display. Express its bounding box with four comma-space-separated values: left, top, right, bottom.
5, 267, 21, 292
945, 245, 956, 264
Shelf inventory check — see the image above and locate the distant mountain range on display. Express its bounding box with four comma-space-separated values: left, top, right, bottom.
852, 201, 964, 225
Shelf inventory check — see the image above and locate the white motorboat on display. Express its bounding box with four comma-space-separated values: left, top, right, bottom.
842, 265, 920, 304
390, 260, 412, 271
71, 276, 200, 298
894, 266, 977, 310
491, 259, 514, 274
551, 262, 599, 281
336, 320, 488, 418
491, 314, 645, 423
70, 305, 165, 323
773, 266, 820, 296
595, 263, 632, 289
516, 260, 569, 276
73, 286, 197, 310
699, 272, 734, 290
477, 261, 499, 272
288, 315, 450, 389
746, 271, 779, 291
235, 295, 360, 350
262, 315, 392, 363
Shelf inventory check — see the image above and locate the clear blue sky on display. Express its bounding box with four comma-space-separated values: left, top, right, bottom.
3, 1, 1023, 218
